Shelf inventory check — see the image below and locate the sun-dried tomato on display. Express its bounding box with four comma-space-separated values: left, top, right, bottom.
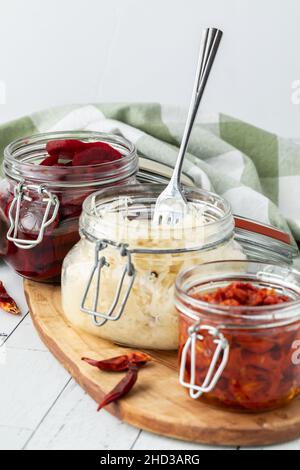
194, 282, 290, 306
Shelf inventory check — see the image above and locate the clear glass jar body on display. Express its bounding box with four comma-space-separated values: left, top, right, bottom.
176, 260, 300, 412
0, 131, 138, 282
61, 184, 245, 350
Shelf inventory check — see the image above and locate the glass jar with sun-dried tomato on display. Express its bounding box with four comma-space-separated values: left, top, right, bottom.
176, 260, 300, 412
0, 131, 138, 282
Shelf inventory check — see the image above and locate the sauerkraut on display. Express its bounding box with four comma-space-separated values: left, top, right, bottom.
62, 200, 245, 350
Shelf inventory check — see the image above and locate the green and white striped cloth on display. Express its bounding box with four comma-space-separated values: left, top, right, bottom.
0, 103, 299, 259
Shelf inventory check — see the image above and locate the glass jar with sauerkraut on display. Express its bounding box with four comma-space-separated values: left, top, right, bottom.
61, 184, 245, 350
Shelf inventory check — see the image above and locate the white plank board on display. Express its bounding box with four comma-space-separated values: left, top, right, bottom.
7, 313, 47, 352
0, 346, 70, 430
0, 425, 32, 450
133, 430, 231, 450
0, 261, 27, 338
25, 379, 140, 450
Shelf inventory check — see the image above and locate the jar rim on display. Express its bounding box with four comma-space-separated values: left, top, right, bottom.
175, 260, 300, 324
80, 183, 235, 253
83, 183, 232, 223
3, 130, 138, 187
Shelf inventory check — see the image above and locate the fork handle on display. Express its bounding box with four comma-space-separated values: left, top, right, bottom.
171, 27, 223, 187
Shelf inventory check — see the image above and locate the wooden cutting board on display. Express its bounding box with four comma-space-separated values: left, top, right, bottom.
24, 280, 300, 447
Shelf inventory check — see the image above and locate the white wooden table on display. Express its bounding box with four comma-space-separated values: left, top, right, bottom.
0, 261, 299, 451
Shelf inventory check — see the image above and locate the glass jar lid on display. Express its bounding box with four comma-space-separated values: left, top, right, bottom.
3, 131, 138, 189
233, 216, 298, 264
134, 164, 298, 264
175, 260, 300, 328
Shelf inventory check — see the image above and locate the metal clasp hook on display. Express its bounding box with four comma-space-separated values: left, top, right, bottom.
6, 182, 60, 249
179, 323, 229, 399
80, 239, 136, 327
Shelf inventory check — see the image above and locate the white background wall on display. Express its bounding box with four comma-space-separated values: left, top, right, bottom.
0, 0, 300, 137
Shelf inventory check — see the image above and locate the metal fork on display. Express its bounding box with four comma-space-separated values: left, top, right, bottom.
153, 27, 223, 225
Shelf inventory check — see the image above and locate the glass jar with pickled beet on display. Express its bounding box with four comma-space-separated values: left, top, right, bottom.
0, 131, 138, 282
176, 260, 300, 412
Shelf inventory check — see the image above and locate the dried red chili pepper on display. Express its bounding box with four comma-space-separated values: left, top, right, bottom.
0, 281, 20, 315
82, 355, 129, 371
82, 352, 151, 372
128, 352, 152, 366
97, 364, 139, 411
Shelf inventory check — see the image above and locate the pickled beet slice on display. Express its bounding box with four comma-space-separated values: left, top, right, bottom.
85, 141, 122, 156
46, 140, 86, 157
72, 145, 122, 166
40, 154, 59, 166
43, 139, 122, 167
53, 161, 72, 167
40, 153, 73, 166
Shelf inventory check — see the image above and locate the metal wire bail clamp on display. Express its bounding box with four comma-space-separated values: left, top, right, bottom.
6, 182, 60, 250
80, 239, 136, 327
179, 323, 229, 399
